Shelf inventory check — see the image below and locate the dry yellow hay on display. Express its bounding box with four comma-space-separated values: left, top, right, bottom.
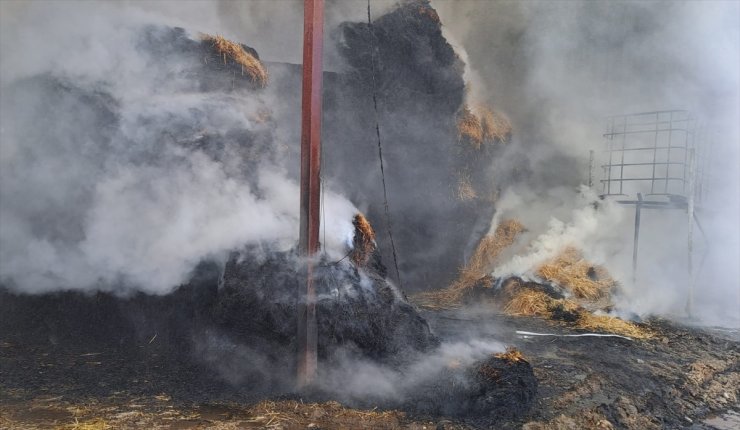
4, 394, 441, 430
479, 106, 512, 143
497, 277, 650, 338
411, 228, 649, 339
414, 219, 525, 308
466, 219, 526, 276
500, 286, 652, 339
503, 289, 553, 317
248, 400, 407, 428
495, 346, 526, 363
575, 313, 652, 339
457, 106, 484, 149
202, 34, 268, 87
350, 213, 376, 267
457, 105, 512, 148
537, 246, 616, 300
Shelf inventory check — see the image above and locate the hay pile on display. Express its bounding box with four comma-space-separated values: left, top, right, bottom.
201, 34, 268, 87
461, 219, 526, 282
537, 246, 616, 300
413, 228, 651, 338
500, 279, 652, 339
576, 312, 652, 339
457, 105, 512, 148
503, 289, 555, 318
414, 219, 525, 308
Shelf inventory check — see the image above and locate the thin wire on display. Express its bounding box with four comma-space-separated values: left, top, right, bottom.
321, 136, 326, 252
319, 250, 353, 268
367, 0, 403, 290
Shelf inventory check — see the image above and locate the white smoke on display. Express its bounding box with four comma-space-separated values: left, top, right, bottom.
0, 0, 358, 295
433, 1, 739, 327
490, 186, 627, 280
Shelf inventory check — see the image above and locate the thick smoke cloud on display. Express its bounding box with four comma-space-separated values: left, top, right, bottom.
434, 0, 740, 326
0, 0, 359, 294
1, 0, 737, 327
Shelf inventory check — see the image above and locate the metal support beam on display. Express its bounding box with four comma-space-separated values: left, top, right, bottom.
588, 150, 594, 188
632, 193, 643, 284
686, 149, 696, 317
297, 0, 324, 388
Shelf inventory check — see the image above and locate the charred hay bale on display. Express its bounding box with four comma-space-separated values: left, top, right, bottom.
404, 350, 537, 422
329, 1, 497, 292
213, 249, 439, 362
337, 0, 464, 116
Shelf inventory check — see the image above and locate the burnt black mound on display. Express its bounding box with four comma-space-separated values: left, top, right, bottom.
215, 249, 439, 363
401, 354, 538, 424
0, 246, 537, 422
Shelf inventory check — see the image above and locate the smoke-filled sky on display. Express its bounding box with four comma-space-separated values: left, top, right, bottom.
1, 0, 738, 325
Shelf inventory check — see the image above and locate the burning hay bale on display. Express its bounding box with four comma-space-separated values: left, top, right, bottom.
536, 246, 616, 300
414, 219, 526, 308
201, 34, 268, 87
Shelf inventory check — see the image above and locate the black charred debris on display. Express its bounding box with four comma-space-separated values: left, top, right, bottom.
0, 244, 537, 423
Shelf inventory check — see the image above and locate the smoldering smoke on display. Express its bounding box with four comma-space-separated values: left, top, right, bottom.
0, 0, 737, 327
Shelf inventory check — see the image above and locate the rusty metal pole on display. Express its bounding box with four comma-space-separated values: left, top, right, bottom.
297, 0, 323, 388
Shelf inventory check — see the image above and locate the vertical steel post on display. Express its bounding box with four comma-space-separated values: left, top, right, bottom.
588, 150, 594, 189
686, 149, 696, 317
297, 0, 324, 388
588, 149, 594, 188
632, 192, 643, 284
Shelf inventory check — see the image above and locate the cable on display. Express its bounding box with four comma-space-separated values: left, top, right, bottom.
321, 134, 326, 252
366, 0, 403, 290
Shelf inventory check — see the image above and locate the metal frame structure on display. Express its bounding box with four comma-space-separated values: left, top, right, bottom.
601, 110, 698, 198
594, 110, 710, 316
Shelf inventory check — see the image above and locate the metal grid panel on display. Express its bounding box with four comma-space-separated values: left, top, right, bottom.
601, 110, 698, 199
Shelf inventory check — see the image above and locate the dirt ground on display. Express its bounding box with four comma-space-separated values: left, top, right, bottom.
1, 305, 738, 429
424, 309, 740, 429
